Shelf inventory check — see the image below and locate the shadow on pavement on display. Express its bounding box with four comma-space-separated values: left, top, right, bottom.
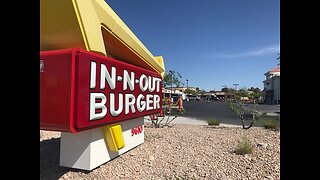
40, 138, 90, 180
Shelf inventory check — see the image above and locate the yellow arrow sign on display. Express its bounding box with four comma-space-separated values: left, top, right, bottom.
40, 0, 165, 78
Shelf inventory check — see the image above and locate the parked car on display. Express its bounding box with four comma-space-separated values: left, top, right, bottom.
212, 97, 219, 101
188, 95, 200, 101
171, 94, 179, 102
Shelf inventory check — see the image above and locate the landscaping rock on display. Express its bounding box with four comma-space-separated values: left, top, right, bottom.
40, 124, 280, 179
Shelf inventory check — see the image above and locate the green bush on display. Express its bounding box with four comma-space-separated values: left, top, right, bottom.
234, 137, 253, 155
257, 116, 280, 130
207, 119, 220, 126
260, 112, 267, 117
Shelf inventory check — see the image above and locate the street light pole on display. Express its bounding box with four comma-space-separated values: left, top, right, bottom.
170, 70, 173, 101
233, 83, 239, 100
233, 83, 239, 91
186, 79, 189, 89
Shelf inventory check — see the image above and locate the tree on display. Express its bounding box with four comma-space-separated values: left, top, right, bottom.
253, 87, 261, 94
194, 87, 200, 92
248, 87, 255, 92
199, 89, 207, 95
247, 87, 261, 102
252, 88, 261, 101
221, 87, 229, 93
221, 87, 236, 99
162, 70, 184, 88
237, 88, 249, 97
184, 88, 197, 95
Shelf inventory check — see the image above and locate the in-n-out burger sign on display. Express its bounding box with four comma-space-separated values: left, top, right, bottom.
40, 48, 162, 133
89, 61, 162, 120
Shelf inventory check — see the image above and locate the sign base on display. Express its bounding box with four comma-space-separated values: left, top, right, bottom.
59, 117, 144, 170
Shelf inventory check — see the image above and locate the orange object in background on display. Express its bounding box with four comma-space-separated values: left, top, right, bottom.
159, 109, 164, 117
167, 98, 172, 114
177, 96, 183, 112
167, 98, 172, 107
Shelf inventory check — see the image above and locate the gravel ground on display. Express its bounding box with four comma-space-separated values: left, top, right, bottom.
40, 124, 280, 180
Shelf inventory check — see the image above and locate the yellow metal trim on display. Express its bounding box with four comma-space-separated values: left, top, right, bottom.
71, 0, 90, 51
90, 0, 166, 76
101, 25, 161, 76
72, 0, 107, 55
40, 0, 86, 51
40, 0, 166, 77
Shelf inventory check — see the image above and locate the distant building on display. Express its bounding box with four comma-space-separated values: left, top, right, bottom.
173, 87, 197, 93
162, 88, 187, 101
262, 67, 280, 104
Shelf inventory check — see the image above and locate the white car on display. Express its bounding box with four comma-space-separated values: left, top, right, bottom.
188, 95, 200, 101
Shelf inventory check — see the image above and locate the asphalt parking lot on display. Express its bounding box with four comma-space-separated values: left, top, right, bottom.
178, 100, 280, 126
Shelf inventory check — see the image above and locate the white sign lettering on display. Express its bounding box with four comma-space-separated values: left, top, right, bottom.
89, 61, 161, 121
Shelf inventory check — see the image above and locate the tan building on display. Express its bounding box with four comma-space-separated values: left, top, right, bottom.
262, 67, 280, 104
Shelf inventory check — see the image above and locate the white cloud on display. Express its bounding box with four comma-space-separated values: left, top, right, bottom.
205, 44, 280, 58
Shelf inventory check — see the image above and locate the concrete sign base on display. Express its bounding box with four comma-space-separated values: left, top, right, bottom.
59, 117, 144, 170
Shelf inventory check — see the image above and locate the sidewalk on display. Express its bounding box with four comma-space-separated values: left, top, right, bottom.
144, 116, 242, 127
239, 104, 280, 118
265, 112, 280, 117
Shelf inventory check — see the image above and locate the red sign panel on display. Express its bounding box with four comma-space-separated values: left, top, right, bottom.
40, 48, 162, 133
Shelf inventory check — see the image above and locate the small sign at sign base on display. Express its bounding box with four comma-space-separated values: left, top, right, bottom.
102, 123, 125, 152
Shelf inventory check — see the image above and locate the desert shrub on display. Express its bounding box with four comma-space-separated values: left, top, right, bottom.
257, 115, 280, 130
234, 137, 253, 155
207, 119, 220, 126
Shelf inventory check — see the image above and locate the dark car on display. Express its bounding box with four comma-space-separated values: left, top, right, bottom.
212, 97, 219, 101
171, 94, 179, 102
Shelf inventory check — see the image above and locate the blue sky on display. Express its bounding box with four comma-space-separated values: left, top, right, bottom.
105, 0, 280, 91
